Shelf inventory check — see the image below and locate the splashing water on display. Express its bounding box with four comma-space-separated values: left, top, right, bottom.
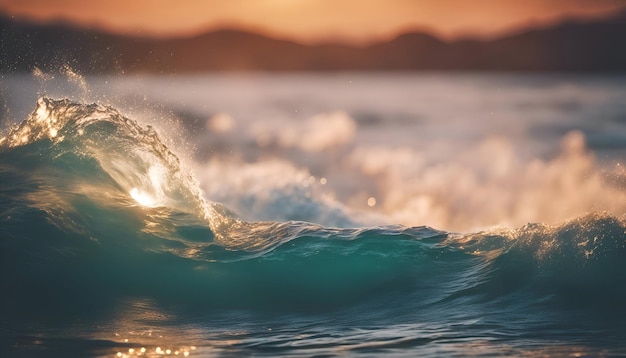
1, 97, 626, 357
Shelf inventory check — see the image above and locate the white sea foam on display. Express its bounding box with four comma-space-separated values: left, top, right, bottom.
2, 73, 625, 231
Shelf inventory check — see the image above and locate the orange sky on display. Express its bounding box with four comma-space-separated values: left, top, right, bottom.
1, 0, 625, 44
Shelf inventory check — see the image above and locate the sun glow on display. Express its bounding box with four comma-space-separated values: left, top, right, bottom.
130, 187, 158, 207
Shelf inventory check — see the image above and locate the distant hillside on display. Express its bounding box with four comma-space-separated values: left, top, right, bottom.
1, 10, 625, 73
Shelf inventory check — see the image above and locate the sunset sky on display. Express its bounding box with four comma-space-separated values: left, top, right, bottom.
1, 0, 625, 44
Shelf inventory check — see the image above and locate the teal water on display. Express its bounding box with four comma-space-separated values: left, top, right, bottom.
1, 98, 626, 357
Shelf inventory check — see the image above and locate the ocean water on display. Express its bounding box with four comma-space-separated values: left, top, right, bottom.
1, 72, 626, 357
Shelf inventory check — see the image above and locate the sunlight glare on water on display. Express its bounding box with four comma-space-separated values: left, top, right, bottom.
130, 187, 158, 207
128, 165, 168, 208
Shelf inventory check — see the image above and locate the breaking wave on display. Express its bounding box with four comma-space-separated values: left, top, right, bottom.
1, 98, 626, 331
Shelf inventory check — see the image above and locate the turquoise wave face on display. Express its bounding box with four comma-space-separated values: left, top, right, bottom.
1, 98, 626, 323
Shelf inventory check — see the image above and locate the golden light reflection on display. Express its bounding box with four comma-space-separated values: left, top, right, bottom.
111, 331, 200, 357
104, 300, 205, 357
114, 345, 194, 357
130, 187, 158, 207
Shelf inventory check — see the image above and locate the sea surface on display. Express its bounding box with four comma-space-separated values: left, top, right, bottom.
1, 72, 626, 357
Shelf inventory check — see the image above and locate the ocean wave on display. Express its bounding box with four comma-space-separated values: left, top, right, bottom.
1, 98, 625, 318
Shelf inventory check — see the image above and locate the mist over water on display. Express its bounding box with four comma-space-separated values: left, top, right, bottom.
4, 72, 624, 230
1, 72, 626, 357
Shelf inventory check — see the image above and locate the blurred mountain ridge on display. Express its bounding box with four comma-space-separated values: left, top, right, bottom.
1, 10, 625, 73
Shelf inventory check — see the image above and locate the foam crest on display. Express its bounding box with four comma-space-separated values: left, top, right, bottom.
1, 97, 209, 218
450, 213, 626, 305
348, 132, 626, 230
